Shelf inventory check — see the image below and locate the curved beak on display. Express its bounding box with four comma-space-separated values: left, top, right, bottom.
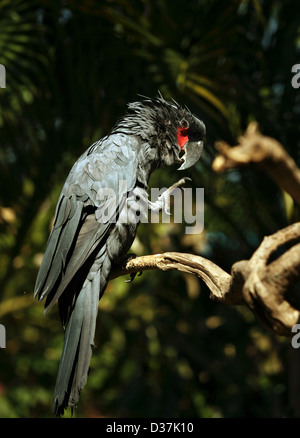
177, 140, 204, 170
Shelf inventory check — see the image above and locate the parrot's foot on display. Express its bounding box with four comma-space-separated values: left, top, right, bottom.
149, 177, 192, 215
125, 271, 142, 283
120, 253, 143, 283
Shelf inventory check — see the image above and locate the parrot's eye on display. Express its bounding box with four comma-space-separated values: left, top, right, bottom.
180, 119, 189, 129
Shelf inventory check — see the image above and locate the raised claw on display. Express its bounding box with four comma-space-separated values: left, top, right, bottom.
154, 177, 192, 215
168, 177, 192, 191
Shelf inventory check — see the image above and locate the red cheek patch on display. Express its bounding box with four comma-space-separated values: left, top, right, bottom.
177, 127, 189, 148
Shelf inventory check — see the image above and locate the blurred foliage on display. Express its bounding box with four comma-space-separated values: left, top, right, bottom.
0, 0, 300, 418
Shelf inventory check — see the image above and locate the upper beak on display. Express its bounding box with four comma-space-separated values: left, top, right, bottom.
177, 141, 204, 170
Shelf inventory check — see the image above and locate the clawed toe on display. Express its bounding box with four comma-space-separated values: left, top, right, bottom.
125, 270, 142, 283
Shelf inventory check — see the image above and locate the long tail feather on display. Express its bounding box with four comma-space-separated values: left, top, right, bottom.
52, 264, 101, 416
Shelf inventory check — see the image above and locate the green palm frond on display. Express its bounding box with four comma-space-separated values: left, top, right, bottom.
0, 0, 46, 121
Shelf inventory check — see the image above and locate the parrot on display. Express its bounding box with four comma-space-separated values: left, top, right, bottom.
34, 95, 206, 415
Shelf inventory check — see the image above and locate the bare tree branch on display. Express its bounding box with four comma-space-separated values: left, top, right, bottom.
212, 122, 300, 207
234, 223, 300, 336
111, 223, 300, 336
110, 252, 235, 303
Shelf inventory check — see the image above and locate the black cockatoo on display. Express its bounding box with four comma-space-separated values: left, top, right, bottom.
34, 95, 206, 415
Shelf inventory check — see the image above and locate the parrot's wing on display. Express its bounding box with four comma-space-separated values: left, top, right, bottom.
34, 133, 139, 313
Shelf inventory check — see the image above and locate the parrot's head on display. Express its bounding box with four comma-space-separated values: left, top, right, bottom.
112, 94, 206, 170
172, 107, 206, 170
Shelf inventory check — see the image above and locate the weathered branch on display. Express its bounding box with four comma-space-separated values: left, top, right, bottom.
210, 123, 300, 334
236, 222, 300, 336
110, 222, 300, 336
212, 122, 300, 206
110, 252, 235, 303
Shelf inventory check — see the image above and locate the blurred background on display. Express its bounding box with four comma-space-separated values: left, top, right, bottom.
0, 0, 299, 418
